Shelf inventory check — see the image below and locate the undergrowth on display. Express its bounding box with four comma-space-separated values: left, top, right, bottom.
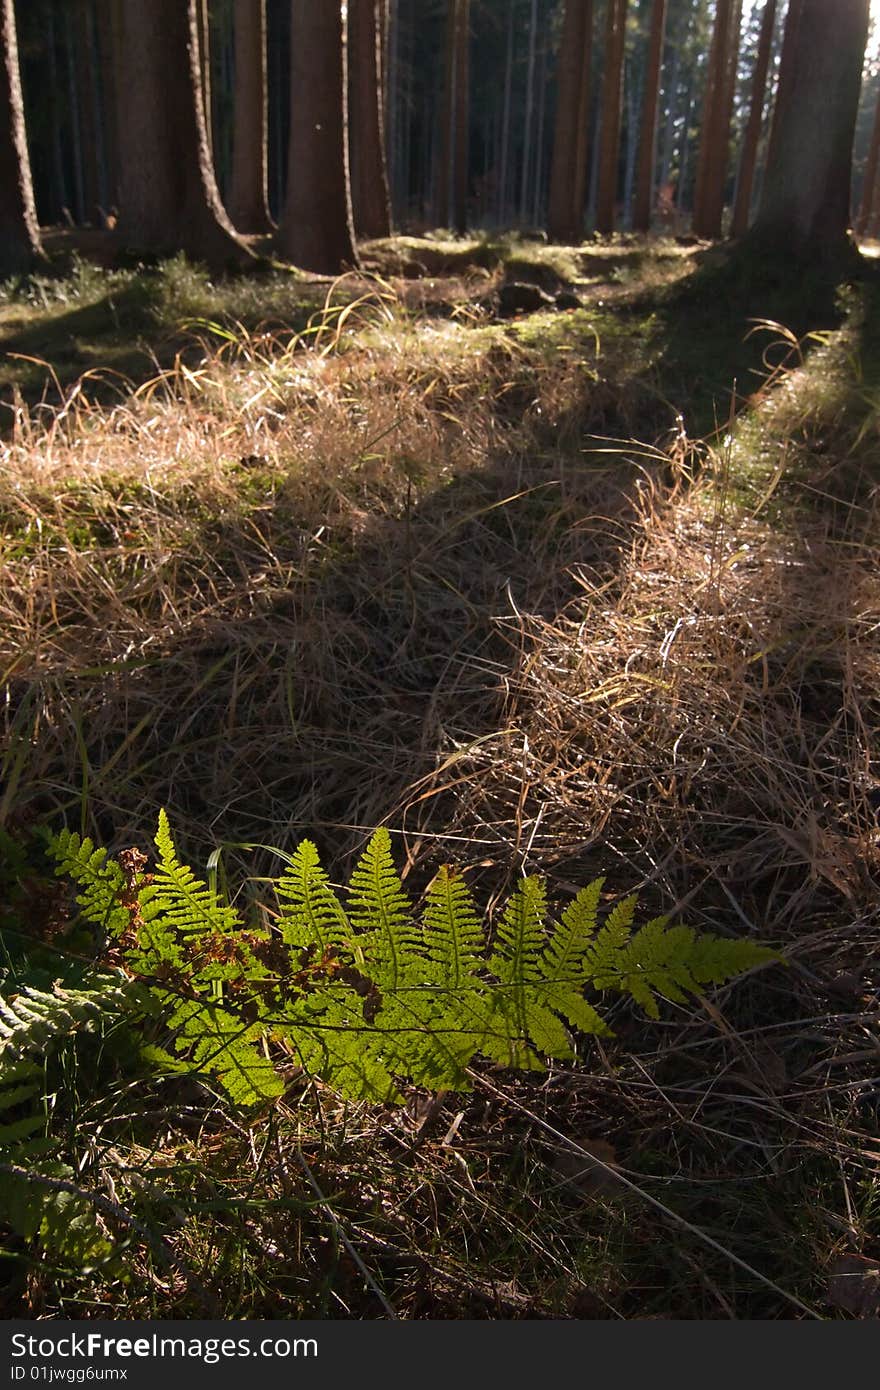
1, 236, 879, 1318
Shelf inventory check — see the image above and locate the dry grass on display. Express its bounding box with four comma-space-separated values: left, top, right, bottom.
2, 243, 880, 1318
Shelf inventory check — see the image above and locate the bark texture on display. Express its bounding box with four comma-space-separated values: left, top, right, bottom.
115, 0, 250, 268
748, 0, 868, 262
452, 0, 469, 232
229, 0, 273, 232
692, 0, 740, 238
596, 0, 627, 234
0, 0, 44, 274
277, 0, 358, 273
547, 0, 593, 243
348, 0, 391, 240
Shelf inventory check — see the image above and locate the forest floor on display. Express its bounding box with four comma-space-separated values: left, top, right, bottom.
2, 229, 880, 1319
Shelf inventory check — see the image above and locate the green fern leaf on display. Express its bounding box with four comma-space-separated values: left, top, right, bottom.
347, 828, 418, 990
48, 828, 128, 937
422, 867, 484, 988
0, 981, 136, 1062
276, 838, 351, 955
153, 809, 242, 939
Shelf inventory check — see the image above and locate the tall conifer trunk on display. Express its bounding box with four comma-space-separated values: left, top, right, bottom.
115, 0, 250, 268
747, 0, 868, 263
229, 0, 272, 232
277, 0, 358, 273
548, 0, 593, 244
349, 0, 391, 239
596, 0, 628, 234
452, 0, 469, 233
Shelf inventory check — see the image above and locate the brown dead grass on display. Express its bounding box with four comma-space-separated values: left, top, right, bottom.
3, 254, 880, 1318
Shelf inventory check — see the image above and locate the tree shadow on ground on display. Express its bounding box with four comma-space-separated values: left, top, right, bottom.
9, 250, 874, 893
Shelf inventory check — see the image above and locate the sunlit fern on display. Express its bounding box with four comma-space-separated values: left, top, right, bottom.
46, 813, 780, 1107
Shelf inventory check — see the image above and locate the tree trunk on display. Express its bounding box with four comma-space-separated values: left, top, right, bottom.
497, 4, 514, 224
94, 0, 120, 213
632, 0, 667, 232
692, 0, 734, 237
115, 0, 251, 268
228, 0, 272, 232
348, 0, 391, 240
731, 0, 776, 238
65, 7, 86, 224
45, 2, 69, 221
435, 0, 455, 225
520, 0, 538, 223
277, 0, 358, 273
0, 0, 44, 272
532, 36, 548, 225
75, 1, 105, 225
452, 0, 469, 233
548, 0, 593, 243
596, 0, 628, 234
747, 0, 868, 263
856, 82, 880, 236
571, 1, 594, 236
765, 0, 803, 174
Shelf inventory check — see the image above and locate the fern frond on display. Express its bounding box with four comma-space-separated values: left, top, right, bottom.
48, 828, 128, 937
49, 812, 783, 1107
543, 877, 604, 985
153, 809, 242, 940
276, 838, 351, 955
161, 993, 283, 1105
422, 867, 484, 988
347, 828, 418, 990
588, 914, 780, 1019
277, 985, 403, 1102
0, 981, 136, 1063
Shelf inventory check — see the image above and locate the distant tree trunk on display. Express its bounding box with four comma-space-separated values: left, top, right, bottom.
747, 0, 868, 263
349, 0, 392, 239
731, 0, 776, 237
75, 1, 105, 224
548, 0, 594, 243
94, 0, 120, 211
532, 37, 548, 225
571, 2, 594, 234
692, 0, 741, 238
596, 0, 628, 234
44, 3, 69, 220
497, 4, 514, 224
633, 0, 667, 232
658, 39, 680, 192
520, 0, 538, 223
452, 0, 469, 233
435, 0, 455, 225
856, 83, 880, 236
228, 0, 272, 232
0, 0, 44, 272
277, 0, 358, 273
115, 0, 251, 268
64, 7, 86, 223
